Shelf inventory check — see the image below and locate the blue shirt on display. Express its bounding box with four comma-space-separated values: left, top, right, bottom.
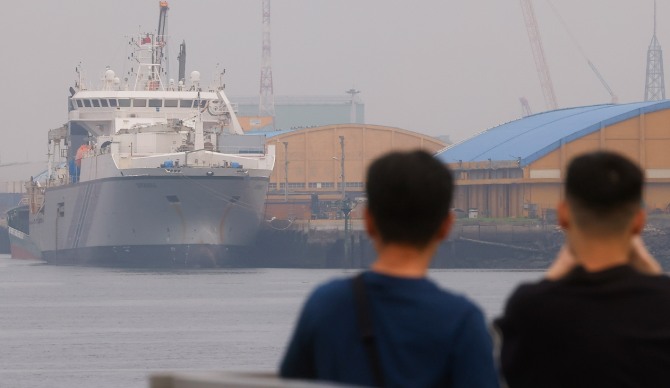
280, 271, 499, 387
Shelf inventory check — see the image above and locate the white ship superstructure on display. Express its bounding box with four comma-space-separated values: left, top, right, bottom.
27, 28, 275, 266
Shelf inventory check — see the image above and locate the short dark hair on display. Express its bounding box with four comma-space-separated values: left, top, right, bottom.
565, 151, 643, 235
365, 150, 454, 247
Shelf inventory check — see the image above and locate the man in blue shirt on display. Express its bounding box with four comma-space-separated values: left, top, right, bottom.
280, 150, 499, 387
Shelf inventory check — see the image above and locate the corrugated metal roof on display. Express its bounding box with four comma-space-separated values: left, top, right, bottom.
436, 100, 670, 167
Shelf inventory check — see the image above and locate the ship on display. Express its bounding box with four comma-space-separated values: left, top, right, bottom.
23, 5, 275, 266
6, 203, 41, 260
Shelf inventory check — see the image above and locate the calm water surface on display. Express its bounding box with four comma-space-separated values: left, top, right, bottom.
0, 254, 541, 388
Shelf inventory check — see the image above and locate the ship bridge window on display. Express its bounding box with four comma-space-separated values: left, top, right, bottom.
109, 99, 118, 107
179, 100, 194, 108
149, 99, 162, 108
198, 100, 207, 108
92, 99, 100, 107
133, 99, 147, 107
100, 99, 109, 107
164, 99, 178, 107
118, 99, 130, 107
83, 99, 92, 108
76, 99, 83, 108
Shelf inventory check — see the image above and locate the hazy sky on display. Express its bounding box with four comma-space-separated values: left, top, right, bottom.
0, 0, 661, 163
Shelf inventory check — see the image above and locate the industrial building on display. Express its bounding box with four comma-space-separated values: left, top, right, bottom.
261, 123, 446, 219
437, 100, 670, 219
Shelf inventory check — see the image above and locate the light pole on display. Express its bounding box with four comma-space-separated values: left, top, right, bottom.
339, 136, 345, 201
345, 88, 360, 123
337, 135, 352, 267
283, 141, 288, 202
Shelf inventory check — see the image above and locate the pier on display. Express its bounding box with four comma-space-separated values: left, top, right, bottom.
248, 217, 562, 269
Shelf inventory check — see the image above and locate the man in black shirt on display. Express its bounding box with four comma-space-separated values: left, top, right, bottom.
495, 151, 670, 388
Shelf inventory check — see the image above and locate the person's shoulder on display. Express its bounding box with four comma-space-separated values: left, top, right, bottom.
302, 276, 353, 314
310, 276, 351, 299
504, 278, 558, 310
637, 272, 670, 292
427, 281, 486, 317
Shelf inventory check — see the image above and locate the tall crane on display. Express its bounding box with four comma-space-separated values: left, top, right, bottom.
545, 0, 617, 103
519, 0, 558, 111
156, 1, 170, 81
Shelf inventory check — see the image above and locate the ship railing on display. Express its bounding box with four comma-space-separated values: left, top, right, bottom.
149, 371, 351, 388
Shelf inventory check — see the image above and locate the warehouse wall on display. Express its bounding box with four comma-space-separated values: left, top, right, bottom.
451, 109, 670, 219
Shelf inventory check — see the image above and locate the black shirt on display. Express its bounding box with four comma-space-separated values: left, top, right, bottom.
495, 265, 670, 388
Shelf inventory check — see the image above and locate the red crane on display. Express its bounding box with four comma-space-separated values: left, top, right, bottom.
519, 0, 558, 111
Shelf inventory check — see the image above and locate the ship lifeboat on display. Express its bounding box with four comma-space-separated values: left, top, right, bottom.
75, 144, 92, 167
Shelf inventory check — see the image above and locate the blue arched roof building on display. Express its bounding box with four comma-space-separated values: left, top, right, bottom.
436, 101, 670, 218
437, 101, 670, 167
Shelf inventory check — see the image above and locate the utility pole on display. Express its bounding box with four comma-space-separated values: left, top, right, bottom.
338, 135, 352, 267
339, 136, 345, 200
283, 141, 288, 202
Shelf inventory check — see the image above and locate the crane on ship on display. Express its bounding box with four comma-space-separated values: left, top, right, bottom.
155, 1, 170, 84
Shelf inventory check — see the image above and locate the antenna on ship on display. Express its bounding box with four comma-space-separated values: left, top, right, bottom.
178, 40, 186, 87
259, 0, 276, 129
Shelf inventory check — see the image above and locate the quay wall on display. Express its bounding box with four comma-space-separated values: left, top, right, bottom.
247, 216, 670, 270
248, 218, 562, 269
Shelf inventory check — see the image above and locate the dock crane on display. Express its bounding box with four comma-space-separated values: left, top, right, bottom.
519, 0, 558, 111
545, 0, 618, 103
519, 97, 533, 117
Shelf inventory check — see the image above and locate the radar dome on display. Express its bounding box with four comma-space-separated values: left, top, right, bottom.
105, 69, 115, 81
190, 71, 201, 83
169, 78, 175, 85
113, 77, 120, 85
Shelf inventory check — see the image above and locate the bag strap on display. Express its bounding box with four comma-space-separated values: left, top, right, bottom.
352, 273, 385, 387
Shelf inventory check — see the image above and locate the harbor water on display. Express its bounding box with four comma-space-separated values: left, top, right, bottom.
0, 254, 540, 388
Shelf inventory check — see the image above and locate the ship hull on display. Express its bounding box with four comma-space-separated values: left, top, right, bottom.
8, 226, 42, 260
41, 244, 235, 267
30, 174, 269, 267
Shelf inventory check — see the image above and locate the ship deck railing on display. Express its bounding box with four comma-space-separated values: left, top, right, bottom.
149, 371, 353, 388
